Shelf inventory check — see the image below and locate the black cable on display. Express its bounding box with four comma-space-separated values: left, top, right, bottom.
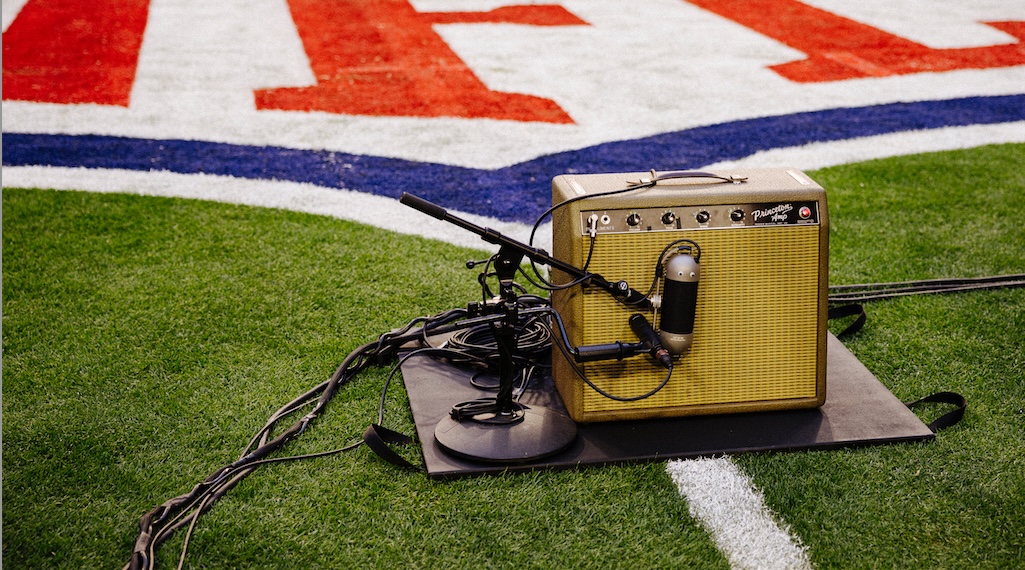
550, 326, 675, 402
376, 347, 477, 427
171, 438, 363, 570
447, 316, 552, 362
633, 239, 702, 313
829, 273, 1025, 303
525, 180, 656, 290
523, 232, 598, 293
439, 298, 554, 399
125, 307, 479, 570
538, 305, 674, 402
127, 337, 380, 570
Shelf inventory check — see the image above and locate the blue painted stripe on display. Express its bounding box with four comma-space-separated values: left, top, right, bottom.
4, 94, 1023, 223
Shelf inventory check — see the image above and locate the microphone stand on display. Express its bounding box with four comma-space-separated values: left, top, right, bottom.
401, 193, 589, 463
489, 245, 526, 421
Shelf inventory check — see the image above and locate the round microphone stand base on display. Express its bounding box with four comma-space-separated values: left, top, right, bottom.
434, 402, 577, 464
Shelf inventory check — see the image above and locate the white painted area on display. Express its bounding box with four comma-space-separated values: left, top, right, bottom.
701, 121, 1025, 171
3, 1, 1023, 169
411, 0, 564, 10
1, 0, 30, 32
128, 0, 315, 124
667, 457, 813, 570
802, 0, 1022, 49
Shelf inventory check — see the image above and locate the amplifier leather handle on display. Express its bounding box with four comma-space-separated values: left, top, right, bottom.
630, 170, 748, 185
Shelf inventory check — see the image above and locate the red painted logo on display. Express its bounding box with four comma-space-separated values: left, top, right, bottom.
255, 0, 585, 123
3, 0, 1023, 117
686, 0, 1025, 82
2, 0, 150, 106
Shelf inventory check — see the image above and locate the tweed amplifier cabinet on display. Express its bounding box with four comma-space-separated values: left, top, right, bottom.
551, 168, 828, 422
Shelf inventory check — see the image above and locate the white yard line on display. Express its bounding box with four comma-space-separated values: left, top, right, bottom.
701, 121, 1025, 171
0, 165, 545, 253
667, 457, 813, 570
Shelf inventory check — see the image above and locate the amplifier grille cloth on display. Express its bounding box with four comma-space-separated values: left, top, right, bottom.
578, 225, 821, 413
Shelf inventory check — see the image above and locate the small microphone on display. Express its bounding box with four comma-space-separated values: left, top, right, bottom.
572, 315, 671, 368
629, 314, 672, 369
658, 252, 699, 355
574, 340, 645, 363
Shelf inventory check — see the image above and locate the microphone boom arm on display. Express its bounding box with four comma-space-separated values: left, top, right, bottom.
399, 192, 650, 307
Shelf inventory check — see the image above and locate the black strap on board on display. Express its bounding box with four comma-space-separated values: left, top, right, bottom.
362, 424, 424, 471
828, 303, 866, 338
827, 304, 966, 432
827, 304, 967, 432
904, 391, 967, 433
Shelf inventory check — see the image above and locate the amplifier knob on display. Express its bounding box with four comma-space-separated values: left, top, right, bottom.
661, 211, 676, 225
730, 209, 745, 222
695, 211, 710, 224
626, 213, 641, 226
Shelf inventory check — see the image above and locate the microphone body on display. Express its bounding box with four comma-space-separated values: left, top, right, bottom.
574, 341, 646, 363
659, 253, 700, 355
629, 314, 672, 369
572, 315, 673, 369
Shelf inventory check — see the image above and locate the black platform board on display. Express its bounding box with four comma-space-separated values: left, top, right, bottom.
403, 334, 935, 479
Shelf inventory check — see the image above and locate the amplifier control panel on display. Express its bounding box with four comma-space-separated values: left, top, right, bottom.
580, 201, 820, 235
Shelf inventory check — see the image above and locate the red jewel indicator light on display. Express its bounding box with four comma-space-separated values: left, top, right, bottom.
799, 206, 812, 219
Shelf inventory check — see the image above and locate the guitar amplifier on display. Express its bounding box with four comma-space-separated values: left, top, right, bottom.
551, 168, 829, 422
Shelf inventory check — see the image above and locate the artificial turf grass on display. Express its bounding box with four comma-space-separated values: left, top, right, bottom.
1, 188, 728, 569
738, 143, 1025, 569
171, 463, 727, 570
819, 142, 1025, 282
740, 290, 1025, 569
3, 142, 1023, 569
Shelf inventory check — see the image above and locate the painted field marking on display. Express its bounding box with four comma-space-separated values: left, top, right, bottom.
668, 457, 813, 570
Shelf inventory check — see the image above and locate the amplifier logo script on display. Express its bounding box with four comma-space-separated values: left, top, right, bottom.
752, 203, 819, 225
